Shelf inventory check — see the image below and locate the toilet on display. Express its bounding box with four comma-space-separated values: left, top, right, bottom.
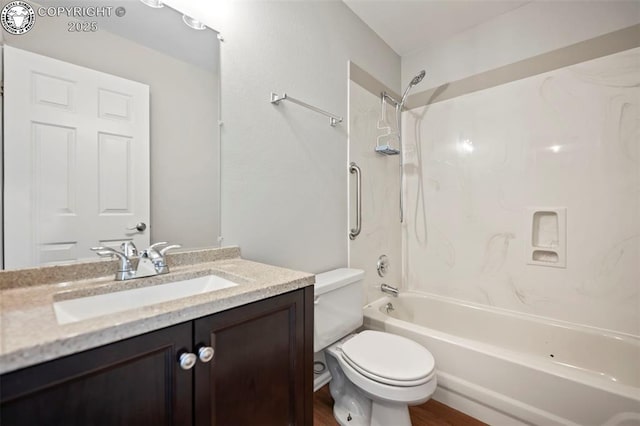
314, 268, 436, 426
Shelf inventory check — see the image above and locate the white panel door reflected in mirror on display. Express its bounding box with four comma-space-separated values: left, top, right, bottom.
4, 45, 150, 268
1, 0, 221, 269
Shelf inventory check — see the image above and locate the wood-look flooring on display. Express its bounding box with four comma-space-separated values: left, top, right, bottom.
313, 385, 487, 426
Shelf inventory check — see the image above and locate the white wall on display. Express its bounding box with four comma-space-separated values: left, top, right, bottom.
402, 1, 640, 89
168, 0, 400, 273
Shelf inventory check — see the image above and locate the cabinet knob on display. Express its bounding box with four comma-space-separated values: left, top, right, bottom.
179, 352, 197, 370
198, 346, 215, 363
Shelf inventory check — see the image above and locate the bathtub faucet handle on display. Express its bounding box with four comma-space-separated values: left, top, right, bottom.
380, 283, 399, 297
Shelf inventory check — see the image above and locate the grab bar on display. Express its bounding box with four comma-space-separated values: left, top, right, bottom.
349, 162, 361, 240
270, 92, 343, 127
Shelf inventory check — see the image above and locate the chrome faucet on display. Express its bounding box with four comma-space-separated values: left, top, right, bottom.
91, 246, 135, 281
137, 242, 182, 278
380, 283, 399, 297
91, 241, 181, 281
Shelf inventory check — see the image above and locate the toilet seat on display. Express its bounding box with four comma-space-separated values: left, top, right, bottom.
325, 341, 437, 406
340, 330, 435, 387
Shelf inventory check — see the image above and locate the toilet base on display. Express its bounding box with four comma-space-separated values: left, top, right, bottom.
332, 399, 371, 426
329, 379, 411, 426
331, 391, 412, 426
328, 357, 372, 426
371, 400, 411, 426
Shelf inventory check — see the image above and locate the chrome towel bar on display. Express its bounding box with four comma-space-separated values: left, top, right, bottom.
270, 92, 343, 127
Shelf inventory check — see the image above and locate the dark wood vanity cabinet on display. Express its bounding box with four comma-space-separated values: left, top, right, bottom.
0, 321, 194, 425
0, 287, 313, 426
194, 288, 312, 426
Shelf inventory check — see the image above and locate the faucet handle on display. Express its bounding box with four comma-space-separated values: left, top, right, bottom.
139, 242, 168, 260
91, 246, 123, 257
90, 247, 133, 280
92, 248, 117, 258
143, 242, 181, 257
159, 244, 181, 256
144, 243, 181, 274
148, 242, 168, 252
120, 242, 138, 258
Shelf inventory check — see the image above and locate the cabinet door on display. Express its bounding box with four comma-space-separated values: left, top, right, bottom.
194, 288, 313, 426
0, 322, 193, 426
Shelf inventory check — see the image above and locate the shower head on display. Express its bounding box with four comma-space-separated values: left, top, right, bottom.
400, 69, 426, 106
410, 70, 426, 87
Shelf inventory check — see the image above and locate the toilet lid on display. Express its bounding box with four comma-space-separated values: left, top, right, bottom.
341, 330, 435, 386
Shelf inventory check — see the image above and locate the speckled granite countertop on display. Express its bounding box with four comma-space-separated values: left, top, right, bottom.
0, 247, 314, 374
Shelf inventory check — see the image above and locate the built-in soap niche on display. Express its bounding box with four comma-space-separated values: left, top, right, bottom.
527, 208, 566, 268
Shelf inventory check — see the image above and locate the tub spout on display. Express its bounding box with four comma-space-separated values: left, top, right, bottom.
380, 283, 399, 297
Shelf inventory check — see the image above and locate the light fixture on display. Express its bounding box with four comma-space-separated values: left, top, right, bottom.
182, 14, 206, 30
456, 139, 475, 155
140, 0, 164, 8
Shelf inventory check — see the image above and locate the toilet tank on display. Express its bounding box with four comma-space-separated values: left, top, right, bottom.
314, 268, 364, 352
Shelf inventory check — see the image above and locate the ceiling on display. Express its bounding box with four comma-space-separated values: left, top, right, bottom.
343, 0, 530, 56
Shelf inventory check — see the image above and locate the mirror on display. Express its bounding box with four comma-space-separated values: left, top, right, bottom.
1, 0, 220, 269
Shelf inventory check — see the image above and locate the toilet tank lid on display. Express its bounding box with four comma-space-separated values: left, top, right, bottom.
314, 268, 364, 295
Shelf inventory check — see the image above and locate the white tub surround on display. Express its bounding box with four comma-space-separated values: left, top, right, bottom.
348, 75, 402, 304
402, 46, 640, 335
364, 292, 640, 426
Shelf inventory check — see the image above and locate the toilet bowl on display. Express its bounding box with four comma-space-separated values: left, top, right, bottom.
314, 269, 436, 426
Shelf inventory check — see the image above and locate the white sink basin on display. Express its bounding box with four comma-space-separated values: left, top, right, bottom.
53, 274, 238, 325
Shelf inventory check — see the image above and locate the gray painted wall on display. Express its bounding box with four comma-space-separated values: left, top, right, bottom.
167, 0, 401, 273
402, 1, 640, 89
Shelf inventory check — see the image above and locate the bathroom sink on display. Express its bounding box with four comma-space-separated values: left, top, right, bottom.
53, 274, 238, 325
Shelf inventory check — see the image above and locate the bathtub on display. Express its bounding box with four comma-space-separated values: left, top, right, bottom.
363, 292, 640, 426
